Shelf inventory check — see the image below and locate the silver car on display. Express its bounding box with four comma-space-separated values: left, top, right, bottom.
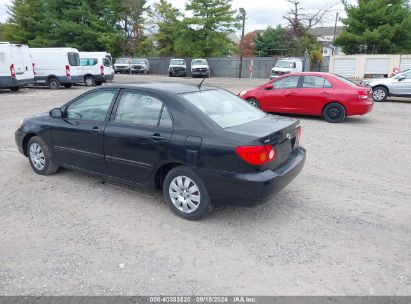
361, 70, 411, 102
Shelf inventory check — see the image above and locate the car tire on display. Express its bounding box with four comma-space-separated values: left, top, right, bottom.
64, 84, 73, 88
85, 76, 95, 86
10, 87, 20, 92
372, 86, 388, 102
163, 166, 212, 220
27, 136, 59, 175
322, 103, 346, 123
247, 98, 260, 108
48, 77, 60, 90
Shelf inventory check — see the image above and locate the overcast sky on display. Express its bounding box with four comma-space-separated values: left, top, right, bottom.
0, 0, 348, 32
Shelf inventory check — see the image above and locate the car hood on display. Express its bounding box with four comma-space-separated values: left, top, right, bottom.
170, 65, 186, 68
192, 65, 209, 69
272, 67, 293, 72
364, 78, 393, 85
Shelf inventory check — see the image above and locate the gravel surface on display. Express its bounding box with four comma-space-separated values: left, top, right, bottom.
0, 75, 410, 295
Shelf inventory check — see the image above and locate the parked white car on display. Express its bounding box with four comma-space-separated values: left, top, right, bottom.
114, 58, 131, 74
361, 70, 411, 102
80, 52, 114, 86
130, 58, 150, 74
169, 58, 187, 77
30, 47, 84, 89
0, 42, 35, 91
271, 58, 304, 79
191, 58, 210, 78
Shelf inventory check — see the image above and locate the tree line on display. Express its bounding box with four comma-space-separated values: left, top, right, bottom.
0, 0, 239, 57
1, 0, 410, 58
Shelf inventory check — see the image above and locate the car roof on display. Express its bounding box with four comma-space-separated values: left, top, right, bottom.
282, 72, 336, 77
104, 82, 216, 95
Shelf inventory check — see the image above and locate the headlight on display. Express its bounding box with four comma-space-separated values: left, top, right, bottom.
239, 90, 248, 97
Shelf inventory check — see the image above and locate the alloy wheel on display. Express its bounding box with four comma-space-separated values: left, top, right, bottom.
373, 89, 386, 101
169, 176, 201, 213
29, 143, 45, 171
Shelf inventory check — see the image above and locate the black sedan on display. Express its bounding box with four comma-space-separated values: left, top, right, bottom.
15, 83, 306, 220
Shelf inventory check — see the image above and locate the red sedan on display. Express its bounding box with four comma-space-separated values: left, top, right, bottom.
239, 72, 374, 123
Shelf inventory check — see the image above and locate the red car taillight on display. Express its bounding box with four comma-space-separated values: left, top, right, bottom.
235, 145, 276, 165
100, 65, 104, 75
32, 63, 36, 75
65, 65, 70, 77
10, 64, 16, 78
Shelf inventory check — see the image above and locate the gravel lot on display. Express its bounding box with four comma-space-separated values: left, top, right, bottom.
0, 74, 410, 295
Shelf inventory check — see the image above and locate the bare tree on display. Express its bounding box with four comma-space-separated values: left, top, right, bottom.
283, 0, 339, 36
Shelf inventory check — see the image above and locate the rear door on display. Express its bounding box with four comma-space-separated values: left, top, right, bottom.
260, 75, 300, 113
295, 75, 333, 114
52, 89, 118, 173
104, 89, 173, 183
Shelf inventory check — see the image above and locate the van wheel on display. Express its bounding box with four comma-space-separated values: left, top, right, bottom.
48, 78, 60, 90
64, 84, 73, 88
163, 166, 212, 220
85, 76, 95, 86
323, 103, 346, 123
10, 87, 20, 92
247, 98, 260, 108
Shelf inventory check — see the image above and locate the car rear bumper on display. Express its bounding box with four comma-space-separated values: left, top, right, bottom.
347, 101, 374, 116
198, 147, 306, 206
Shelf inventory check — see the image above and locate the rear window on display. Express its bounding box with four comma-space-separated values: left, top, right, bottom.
181, 89, 266, 128
103, 58, 111, 67
68, 52, 80, 66
334, 74, 358, 87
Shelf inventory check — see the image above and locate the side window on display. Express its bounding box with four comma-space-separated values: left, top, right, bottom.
114, 91, 167, 127
80, 58, 98, 66
302, 76, 333, 88
403, 71, 411, 79
80, 58, 88, 66
274, 76, 300, 89
66, 90, 116, 121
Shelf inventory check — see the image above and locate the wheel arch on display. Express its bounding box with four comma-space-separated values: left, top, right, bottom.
22, 133, 38, 156
372, 84, 389, 94
154, 162, 185, 190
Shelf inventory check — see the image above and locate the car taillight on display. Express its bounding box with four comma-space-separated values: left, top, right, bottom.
32, 63, 36, 75
65, 65, 70, 77
10, 64, 16, 78
296, 126, 302, 147
235, 145, 276, 165
100, 65, 104, 75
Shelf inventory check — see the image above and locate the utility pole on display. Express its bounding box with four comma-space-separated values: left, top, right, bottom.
238, 8, 246, 79
332, 12, 339, 55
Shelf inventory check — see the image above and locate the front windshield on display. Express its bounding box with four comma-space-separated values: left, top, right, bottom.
192, 59, 207, 65
132, 59, 146, 64
181, 89, 266, 128
275, 60, 295, 68
116, 59, 129, 64
171, 59, 185, 65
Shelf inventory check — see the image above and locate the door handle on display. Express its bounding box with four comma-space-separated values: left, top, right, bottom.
150, 133, 166, 141
286, 91, 297, 95
91, 126, 103, 135
321, 91, 329, 95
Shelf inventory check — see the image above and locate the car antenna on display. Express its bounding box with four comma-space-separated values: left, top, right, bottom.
197, 77, 206, 90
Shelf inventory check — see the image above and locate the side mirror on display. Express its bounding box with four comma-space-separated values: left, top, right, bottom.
49, 108, 63, 118
264, 83, 273, 90
397, 75, 406, 81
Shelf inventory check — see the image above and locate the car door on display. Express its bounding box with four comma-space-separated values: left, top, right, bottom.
260, 75, 300, 113
390, 70, 411, 96
104, 90, 173, 184
51, 89, 118, 173
295, 75, 333, 114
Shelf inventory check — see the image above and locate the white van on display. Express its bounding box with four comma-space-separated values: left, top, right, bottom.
271, 58, 304, 79
80, 52, 114, 86
30, 47, 84, 89
0, 42, 35, 91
